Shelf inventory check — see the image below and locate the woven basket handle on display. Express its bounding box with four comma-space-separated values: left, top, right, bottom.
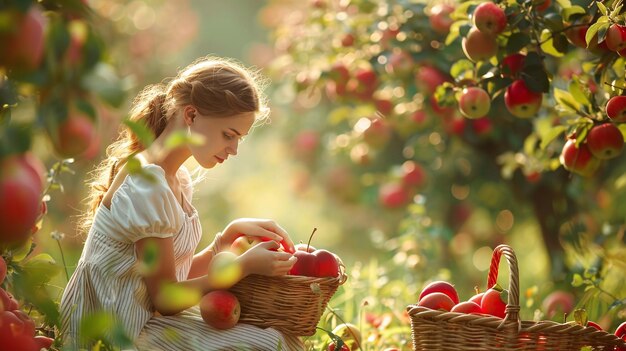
486, 244, 521, 325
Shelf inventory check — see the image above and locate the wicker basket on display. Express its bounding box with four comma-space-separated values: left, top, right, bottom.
407, 244, 626, 350
229, 264, 347, 336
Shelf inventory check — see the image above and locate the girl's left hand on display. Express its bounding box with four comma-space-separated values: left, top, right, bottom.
221, 218, 296, 253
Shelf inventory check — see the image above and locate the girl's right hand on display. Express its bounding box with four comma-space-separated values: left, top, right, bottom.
239, 241, 297, 277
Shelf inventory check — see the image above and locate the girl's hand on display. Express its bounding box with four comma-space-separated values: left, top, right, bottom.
238, 241, 297, 276
221, 218, 296, 253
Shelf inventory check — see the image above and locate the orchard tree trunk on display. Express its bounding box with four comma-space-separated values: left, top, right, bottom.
528, 173, 577, 284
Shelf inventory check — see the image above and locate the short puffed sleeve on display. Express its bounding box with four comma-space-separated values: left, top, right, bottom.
109, 165, 184, 242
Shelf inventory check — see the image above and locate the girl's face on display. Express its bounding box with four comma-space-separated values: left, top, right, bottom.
187, 110, 256, 168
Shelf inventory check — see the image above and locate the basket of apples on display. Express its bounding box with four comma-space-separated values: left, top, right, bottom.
228, 228, 347, 336
406, 244, 626, 351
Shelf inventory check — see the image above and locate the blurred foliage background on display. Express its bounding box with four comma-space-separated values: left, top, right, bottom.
1, 0, 625, 350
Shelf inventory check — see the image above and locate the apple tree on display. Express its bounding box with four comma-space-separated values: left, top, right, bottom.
263, 0, 626, 324
0, 0, 128, 347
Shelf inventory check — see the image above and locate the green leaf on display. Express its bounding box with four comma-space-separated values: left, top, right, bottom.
9, 239, 33, 263
555, 0, 572, 7
572, 273, 584, 287
597, 1, 607, 16
543, 13, 564, 32
522, 68, 550, 93
540, 29, 565, 57
164, 130, 206, 150
611, 4, 623, 18
568, 80, 591, 109
328, 106, 353, 125
22, 253, 61, 284
539, 125, 568, 149
450, 60, 474, 80
561, 5, 587, 21
586, 17, 610, 46
123, 119, 155, 149
506, 32, 531, 54
553, 88, 581, 113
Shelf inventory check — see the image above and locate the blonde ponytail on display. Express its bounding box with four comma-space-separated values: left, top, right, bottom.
79, 56, 269, 235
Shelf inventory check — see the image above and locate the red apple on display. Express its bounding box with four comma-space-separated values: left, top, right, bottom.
385, 50, 414, 77
199, 290, 240, 330
565, 24, 589, 48
415, 66, 449, 94
374, 98, 394, 116
606, 24, 626, 52
418, 292, 455, 311
0, 257, 6, 284
230, 235, 262, 256
451, 301, 482, 314
294, 243, 316, 252
559, 139, 600, 177
472, 2, 507, 36
504, 80, 542, 118
616, 321, 626, 338
289, 250, 318, 276
11, 310, 35, 337
411, 110, 428, 125
472, 117, 493, 136
327, 343, 349, 351
361, 118, 391, 149
0, 310, 38, 351
347, 68, 378, 101
314, 249, 340, 278
419, 281, 460, 304
469, 292, 485, 305
328, 62, 350, 86
293, 130, 320, 160
0, 6, 47, 72
378, 182, 410, 209
0, 154, 45, 246
458, 87, 491, 119
501, 53, 525, 78
429, 4, 455, 35
340, 33, 355, 47
614, 321, 626, 351
462, 27, 498, 62
481, 288, 507, 318
586, 123, 624, 159
33, 336, 55, 350
541, 290, 574, 319
533, 0, 551, 11
401, 160, 426, 189
606, 96, 626, 122
51, 111, 97, 158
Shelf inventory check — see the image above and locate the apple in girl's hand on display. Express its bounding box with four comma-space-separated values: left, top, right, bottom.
200, 290, 240, 330
289, 228, 340, 278
294, 243, 316, 252
230, 235, 262, 255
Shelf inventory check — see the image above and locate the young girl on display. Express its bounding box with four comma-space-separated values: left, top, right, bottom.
60, 56, 304, 350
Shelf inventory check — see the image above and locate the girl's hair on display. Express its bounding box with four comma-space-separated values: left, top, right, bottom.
79, 56, 269, 234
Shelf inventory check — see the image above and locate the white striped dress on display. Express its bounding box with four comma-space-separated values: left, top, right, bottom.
60, 165, 304, 351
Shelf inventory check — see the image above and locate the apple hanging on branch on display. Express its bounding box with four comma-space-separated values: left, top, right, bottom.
289, 228, 341, 278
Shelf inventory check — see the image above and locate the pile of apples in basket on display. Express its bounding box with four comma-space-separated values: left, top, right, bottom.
200, 228, 342, 330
